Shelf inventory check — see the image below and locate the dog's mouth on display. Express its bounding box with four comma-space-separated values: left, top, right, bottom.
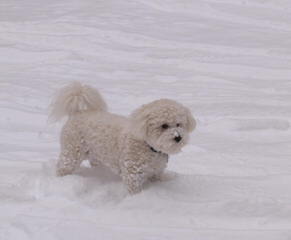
153, 138, 187, 155
168, 141, 186, 154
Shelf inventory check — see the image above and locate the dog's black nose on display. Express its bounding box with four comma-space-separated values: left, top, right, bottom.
174, 136, 182, 142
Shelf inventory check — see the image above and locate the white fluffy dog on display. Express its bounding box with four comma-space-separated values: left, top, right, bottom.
50, 82, 196, 193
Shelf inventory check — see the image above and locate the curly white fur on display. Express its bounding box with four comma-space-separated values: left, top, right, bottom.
51, 82, 196, 194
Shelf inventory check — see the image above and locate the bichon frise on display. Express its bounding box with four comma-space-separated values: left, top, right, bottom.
50, 82, 196, 193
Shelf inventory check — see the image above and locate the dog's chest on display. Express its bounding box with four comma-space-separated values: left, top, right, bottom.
146, 151, 168, 174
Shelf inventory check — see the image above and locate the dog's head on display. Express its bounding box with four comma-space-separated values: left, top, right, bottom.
130, 99, 196, 154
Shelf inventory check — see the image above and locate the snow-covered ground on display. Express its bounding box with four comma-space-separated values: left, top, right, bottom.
1, 0, 291, 239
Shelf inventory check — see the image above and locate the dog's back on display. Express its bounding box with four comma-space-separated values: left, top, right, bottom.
51, 82, 128, 175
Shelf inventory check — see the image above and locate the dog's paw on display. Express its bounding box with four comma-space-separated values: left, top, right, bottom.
125, 181, 143, 194
127, 186, 142, 194
149, 174, 162, 182
56, 168, 72, 177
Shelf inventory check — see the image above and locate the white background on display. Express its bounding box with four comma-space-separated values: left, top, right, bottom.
1, 0, 291, 239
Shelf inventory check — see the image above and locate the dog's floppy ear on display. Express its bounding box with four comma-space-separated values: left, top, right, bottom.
129, 104, 151, 139
185, 108, 196, 132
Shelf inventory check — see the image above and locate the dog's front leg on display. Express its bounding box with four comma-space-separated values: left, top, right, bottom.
121, 171, 145, 194
120, 156, 146, 194
119, 138, 151, 194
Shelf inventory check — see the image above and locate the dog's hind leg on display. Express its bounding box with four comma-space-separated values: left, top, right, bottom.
56, 142, 83, 176
84, 149, 100, 167
88, 156, 100, 167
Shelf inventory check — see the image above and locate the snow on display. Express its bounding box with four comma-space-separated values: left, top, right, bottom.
1, 0, 291, 239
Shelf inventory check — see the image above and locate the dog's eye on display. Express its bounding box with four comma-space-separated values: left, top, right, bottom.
161, 124, 169, 129
176, 123, 180, 127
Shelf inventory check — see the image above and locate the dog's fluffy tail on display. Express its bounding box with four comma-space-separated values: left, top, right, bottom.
49, 81, 107, 121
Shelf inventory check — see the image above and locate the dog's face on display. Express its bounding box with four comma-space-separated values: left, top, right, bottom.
130, 99, 196, 154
